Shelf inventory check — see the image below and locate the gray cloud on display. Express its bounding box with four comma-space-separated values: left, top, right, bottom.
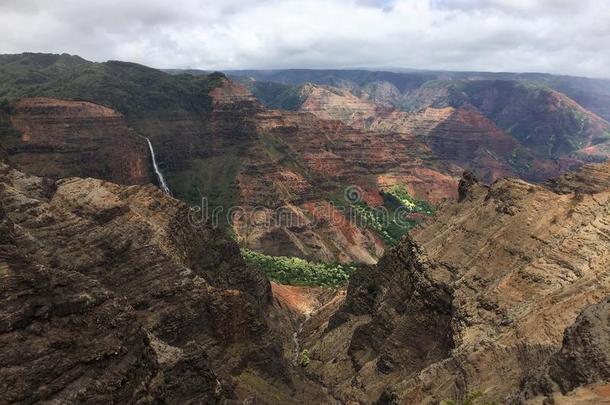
0, 0, 608, 78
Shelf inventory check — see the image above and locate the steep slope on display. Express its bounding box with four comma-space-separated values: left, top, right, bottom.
2, 152, 608, 404
296, 83, 571, 183
0, 162, 331, 403
425, 105, 574, 182
300, 162, 610, 403
242, 102, 458, 263
368, 78, 610, 162
512, 296, 610, 404
2, 97, 152, 184
231, 69, 610, 163
457, 80, 610, 160
298, 83, 379, 125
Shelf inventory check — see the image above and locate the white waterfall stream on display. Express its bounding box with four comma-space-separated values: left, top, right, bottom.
145, 138, 171, 194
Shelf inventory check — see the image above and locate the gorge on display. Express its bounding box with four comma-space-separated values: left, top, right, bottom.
0, 53, 609, 404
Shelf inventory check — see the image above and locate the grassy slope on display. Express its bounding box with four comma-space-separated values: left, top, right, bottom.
0, 53, 222, 116
0, 53, 235, 207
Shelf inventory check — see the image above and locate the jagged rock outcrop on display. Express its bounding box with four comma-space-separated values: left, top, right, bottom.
0, 175, 230, 404
0, 245, 164, 404
300, 162, 610, 403
511, 296, 610, 404
550, 296, 610, 393
4, 98, 153, 184
457, 170, 478, 202
0, 163, 330, 404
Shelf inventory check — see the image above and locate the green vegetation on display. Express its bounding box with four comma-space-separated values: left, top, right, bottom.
0, 54, 223, 117
332, 185, 435, 246
382, 185, 435, 215
241, 248, 356, 289
259, 132, 315, 183
0, 99, 21, 150
244, 81, 305, 110
297, 349, 311, 367
165, 154, 242, 211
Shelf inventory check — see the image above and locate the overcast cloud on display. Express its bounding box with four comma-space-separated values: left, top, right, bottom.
0, 0, 608, 78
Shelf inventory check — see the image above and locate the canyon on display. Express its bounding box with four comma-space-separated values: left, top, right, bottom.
3, 54, 610, 264
1, 147, 608, 404
1, 53, 609, 404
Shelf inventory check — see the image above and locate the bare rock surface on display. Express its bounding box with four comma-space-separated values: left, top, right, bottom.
6, 97, 153, 185
0, 163, 330, 404
302, 162, 610, 404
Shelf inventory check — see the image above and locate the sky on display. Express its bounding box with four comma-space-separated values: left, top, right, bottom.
0, 0, 609, 78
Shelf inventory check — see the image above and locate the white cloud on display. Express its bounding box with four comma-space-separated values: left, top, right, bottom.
0, 0, 608, 78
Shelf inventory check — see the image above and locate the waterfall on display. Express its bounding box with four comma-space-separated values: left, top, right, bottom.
145, 138, 171, 194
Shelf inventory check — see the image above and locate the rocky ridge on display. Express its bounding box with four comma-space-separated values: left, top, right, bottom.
299, 162, 610, 404
0, 162, 330, 404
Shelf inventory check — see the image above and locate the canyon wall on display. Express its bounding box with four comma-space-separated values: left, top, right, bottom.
0, 162, 331, 403
300, 162, 610, 404
4, 97, 153, 185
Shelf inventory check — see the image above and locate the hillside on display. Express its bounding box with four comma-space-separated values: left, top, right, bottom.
0, 161, 332, 403
293, 83, 580, 183
2, 97, 153, 184
299, 162, 610, 404
231, 70, 610, 164
231, 70, 610, 163
407, 79, 610, 160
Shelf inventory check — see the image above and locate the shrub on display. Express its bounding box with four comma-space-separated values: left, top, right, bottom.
334, 185, 435, 247
241, 248, 356, 289
297, 349, 310, 367
0, 100, 21, 140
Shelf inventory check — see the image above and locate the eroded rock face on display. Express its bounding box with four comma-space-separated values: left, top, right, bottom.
550, 296, 610, 393
0, 179, 231, 404
510, 296, 610, 404
301, 162, 610, 404
0, 163, 330, 404
0, 248, 161, 404
218, 81, 458, 263
5, 98, 153, 184
296, 83, 575, 184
